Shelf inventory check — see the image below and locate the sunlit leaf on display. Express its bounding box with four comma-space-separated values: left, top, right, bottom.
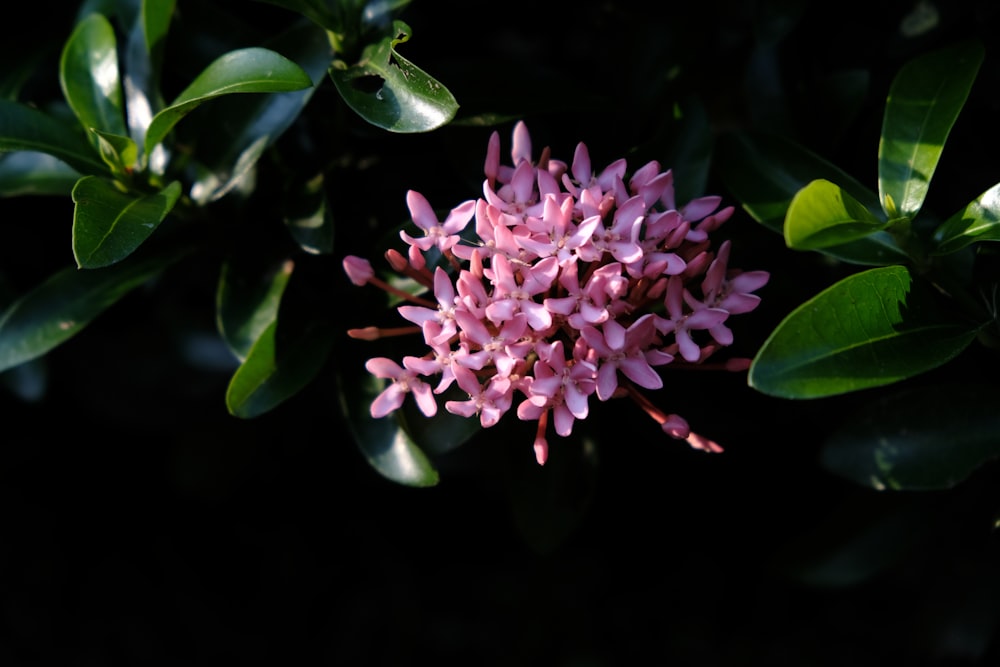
931, 182, 1000, 255
822, 382, 1000, 490
749, 265, 981, 398
877, 39, 983, 220
328, 21, 458, 133
0, 253, 181, 372
0, 99, 106, 175
785, 178, 888, 250
143, 47, 314, 159
715, 130, 906, 266
72, 176, 182, 268
217, 258, 294, 361
225, 317, 334, 418
59, 13, 127, 141
92, 129, 138, 177
337, 368, 439, 487
188, 21, 331, 204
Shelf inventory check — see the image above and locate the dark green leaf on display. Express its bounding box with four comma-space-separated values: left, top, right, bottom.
0, 152, 81, 197
774, 493, 938, 588
71, 176, 182, 268
822, 382, 1000, 490
0, 253, 179, 372
217, 258, 294, 361
0, 99, 106, 175
504, 429, 599, 555
667, 95, 712, 207
337, 368, 440, 487
283, 172, 334, 255
188, 21, 331, 204
715, 130, 906, 266
878, 39, 983, 220
328, 21, 458, 133
143, 47, 314, 159
252, 0, 341, 32
749, 265, 981, 398
225, 317, 334, 418
397, 384, 484, 457
59, 13, 128, 140
785, 178, 888, 250
931, 182, 1000, 255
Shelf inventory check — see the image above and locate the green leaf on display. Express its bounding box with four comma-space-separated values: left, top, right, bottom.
71, 176, 182, 268
142, 0, 176, 58
59, 13, 128, 140
283, 172, 334, 255
328, 21, 458, 133
0, 254, 178, 372
821, 382, 1000, 490
665, 95, 712, 207
337, 368, 440, 487
0, 99, 107, 175
217, 258, 294, 361
187, 21, 331, 204
931, 181, 1000, 255
92, 129, 138, 177
397, 384, 484, 457
749, 265, 981, 398
225, 317, 334, 418
143, 47, 314, 159
0, 152, 81, 197
784, 178, 888, 250
715, 130, 906, 266
877, 39, 984, 220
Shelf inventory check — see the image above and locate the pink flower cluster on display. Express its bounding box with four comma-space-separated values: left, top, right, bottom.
343, 122, 769, 465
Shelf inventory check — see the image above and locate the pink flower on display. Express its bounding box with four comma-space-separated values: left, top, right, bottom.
399, 190, 475, 269
344, 122, 769, 465
365, 357, 437, 418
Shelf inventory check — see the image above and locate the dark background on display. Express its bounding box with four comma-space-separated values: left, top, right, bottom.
3, 1, 1000, 665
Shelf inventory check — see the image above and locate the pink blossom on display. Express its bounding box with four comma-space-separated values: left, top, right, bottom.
344, 122, 769, 464
365, 357, 437, 418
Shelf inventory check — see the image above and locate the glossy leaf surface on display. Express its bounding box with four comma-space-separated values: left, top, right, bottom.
92, 129, 138, 177
0, 254, 176, 372
785, 179, 888, 250
143, 47, 314, 159
749, 266, 981, 398
877, 39, 983, 220
71, 176, 182, 268
188, 22, 331, 204
716, 130, 906, 266
0, 99, 106, 175
931, 182, 1000, 255
217, 259, 293, 362
821, 382, 1000, 490
59, 12, 128, 140
328, 21, 458, 133
225, 317, 334, 418
338, 369, 440, 487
